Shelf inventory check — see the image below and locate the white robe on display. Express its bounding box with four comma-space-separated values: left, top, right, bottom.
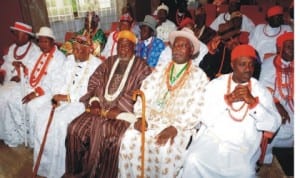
156, 19, 177, 42
249, 24, 292, 62
259, 56, 294, 163
2, 46, 66, 147
101, 31, 118, 59
33, 54, 101, 178
210, 12, 255, 33
181, 74, 281, 178
0, 41, 40, 140
118, 61, 209, 178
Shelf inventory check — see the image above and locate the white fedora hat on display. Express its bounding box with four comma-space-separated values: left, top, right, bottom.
169, 27, 200, 55
10, 21, 34, 36
36, 26, 56, 40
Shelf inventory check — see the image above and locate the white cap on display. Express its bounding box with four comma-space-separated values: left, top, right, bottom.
156, 3, 169, 14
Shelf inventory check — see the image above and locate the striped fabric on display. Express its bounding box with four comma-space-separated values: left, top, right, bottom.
64, 56, 151, 177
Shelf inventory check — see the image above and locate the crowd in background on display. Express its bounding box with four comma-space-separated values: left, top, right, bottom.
0, 0, 294, 177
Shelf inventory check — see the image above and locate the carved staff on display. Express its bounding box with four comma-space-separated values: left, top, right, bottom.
32, 105, 56, 178
132, 90, 146, 178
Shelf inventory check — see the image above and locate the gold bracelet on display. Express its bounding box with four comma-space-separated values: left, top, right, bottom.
67, 94, 71, 102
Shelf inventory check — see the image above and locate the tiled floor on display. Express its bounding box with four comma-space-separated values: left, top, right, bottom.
0, 140, 293, 178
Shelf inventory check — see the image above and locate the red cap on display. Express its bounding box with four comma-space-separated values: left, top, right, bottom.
276, 32, 294, 48
231, 44, 256, 61
179, 17, 195, 29
267, 5, 283, 18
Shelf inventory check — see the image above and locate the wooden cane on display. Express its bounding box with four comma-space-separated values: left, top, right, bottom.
32, 105, 56, 178
259, 131, 274, 165
132, 90, 146, 178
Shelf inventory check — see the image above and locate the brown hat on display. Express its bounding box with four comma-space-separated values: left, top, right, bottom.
218, 22, 240, 41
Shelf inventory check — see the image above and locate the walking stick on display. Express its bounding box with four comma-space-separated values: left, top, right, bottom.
32, 105, 56, 178
132, 90, 146, 178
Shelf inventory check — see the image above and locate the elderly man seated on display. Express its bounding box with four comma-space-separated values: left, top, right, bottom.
118, 27, 209, 178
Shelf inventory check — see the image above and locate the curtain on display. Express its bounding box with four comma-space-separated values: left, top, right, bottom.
46, 0, 118, 42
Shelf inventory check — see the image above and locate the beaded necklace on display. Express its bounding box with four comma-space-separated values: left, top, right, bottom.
263, 24, 282, 38
225, 74, 251, 122
273, 56, 294, 111
110, 31, 118, 58
104, 56, 135, 102
165, 61, 191, 91
29, 47, 56, 88
156, 61, 191, 109
13, 41, 32, 60
169, 62, 188, 84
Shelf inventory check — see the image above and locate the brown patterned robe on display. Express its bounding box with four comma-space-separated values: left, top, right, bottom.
64, 56, 151, 178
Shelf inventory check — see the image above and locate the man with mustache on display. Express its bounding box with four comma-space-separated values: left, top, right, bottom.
181, 44, 281, 178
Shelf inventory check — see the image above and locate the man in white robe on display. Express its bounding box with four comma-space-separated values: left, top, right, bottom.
155, 3, 177, 43
101, 13, 133, 59
181, 45, 281, 178
33, 35, 101, 178
259, 32, 294, 164
210, 0, 255, 33
0, 22, 40, 140
2, 27, 66, 147
249, 5, 292, 62
118, 27, 209, 178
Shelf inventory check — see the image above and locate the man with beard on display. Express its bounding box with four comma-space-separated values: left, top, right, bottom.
249, 5, 292, 62
63, 30, 151, 178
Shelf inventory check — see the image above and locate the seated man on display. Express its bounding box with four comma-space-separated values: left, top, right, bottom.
33, 35, 102, 178
2, 26, 66, 147
259, 32, 294, 164
249, 5, 292, 62
63, 30, 152, 178
157, 27, 208, 67
0, 21, 40, 140
181, 45, 281, 178
60, 11, 107, 57
118, 27, 209, 177
210, 0, 255, 33
155, 3, 177, 43
200, 21, 261, 80
135, 15, 165, 68
101, 13, 134, 59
